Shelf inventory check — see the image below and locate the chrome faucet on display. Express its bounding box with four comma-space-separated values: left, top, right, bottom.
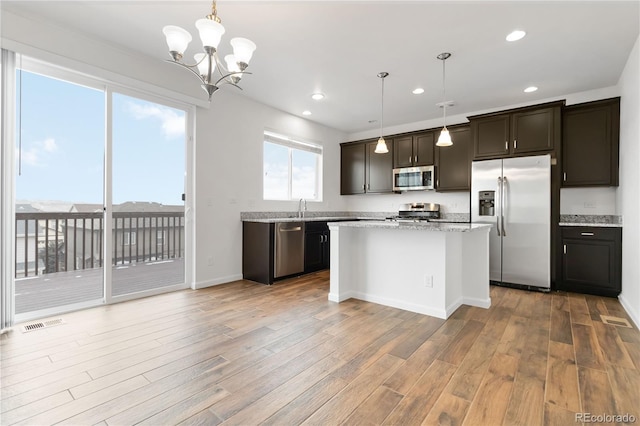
298, 198, 307, 218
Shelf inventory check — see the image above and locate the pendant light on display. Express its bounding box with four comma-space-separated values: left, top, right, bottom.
374, 72, 389, 154
436, 53, 453, 147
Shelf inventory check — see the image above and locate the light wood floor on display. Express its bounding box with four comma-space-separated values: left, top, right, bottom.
1, 270, 639, 425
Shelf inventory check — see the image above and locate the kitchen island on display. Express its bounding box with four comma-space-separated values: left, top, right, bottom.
328, 221, 492, 319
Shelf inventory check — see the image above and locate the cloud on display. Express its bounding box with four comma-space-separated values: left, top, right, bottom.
19, 137, 58, 167
125, 102, 185, 140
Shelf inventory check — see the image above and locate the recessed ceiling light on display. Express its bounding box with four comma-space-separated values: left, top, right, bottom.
311, 93, 325, 100
302, 110, 312, 116
524, 86, 538, 93
506, 30, 526, 42
412, 88, 425, 95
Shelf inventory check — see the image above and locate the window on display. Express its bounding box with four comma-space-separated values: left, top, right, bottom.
263, 131, 322, 201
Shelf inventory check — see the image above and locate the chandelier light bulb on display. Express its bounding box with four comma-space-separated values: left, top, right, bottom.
194, 53, 213, 77
230, 37, 257, 67
195, 18, 225, 50
162, 26, 192, 59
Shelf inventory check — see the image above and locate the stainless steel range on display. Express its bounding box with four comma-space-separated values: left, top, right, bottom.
386, 202, 440, 222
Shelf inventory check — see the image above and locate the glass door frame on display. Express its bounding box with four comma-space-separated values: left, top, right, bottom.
6, 55, 194, 322
105, 85, 193, 305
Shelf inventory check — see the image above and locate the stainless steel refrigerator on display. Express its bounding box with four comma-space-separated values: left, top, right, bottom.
471, 154, 551, 289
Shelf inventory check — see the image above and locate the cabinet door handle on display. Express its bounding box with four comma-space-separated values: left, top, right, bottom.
505, 141, 508, 150
563, 244, 566, 254
414, 155, 417, 163
563, 172, 567, 181
514, 139, 517, 149
581, 232, 595, 236
409, 155, 412, 163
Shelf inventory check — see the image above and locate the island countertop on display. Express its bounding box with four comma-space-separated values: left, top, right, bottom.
328, 220, 492, 233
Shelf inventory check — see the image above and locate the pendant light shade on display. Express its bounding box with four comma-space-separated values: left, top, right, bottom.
375, 137, 388, 153
437, 128, 453, 147
436, 52, 453, 147
375, 72, 389, 154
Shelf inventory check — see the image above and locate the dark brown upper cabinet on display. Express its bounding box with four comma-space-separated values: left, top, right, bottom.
340, 139, 394, 195
435, 125, 471, 192
340, 142, 366, 195
470, 102, 562, 160
393, 132, 434, 168
562, 97, 620, 187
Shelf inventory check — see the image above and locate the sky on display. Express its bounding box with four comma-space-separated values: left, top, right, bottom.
15, 69, 186, 207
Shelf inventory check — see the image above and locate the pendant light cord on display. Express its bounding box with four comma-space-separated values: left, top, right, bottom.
380, 76, 384, 139
442, 56, 446, 128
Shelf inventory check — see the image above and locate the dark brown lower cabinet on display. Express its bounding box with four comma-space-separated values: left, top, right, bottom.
242, 221, 275, 285
304, 221, 330, 273
560, 226, 621, 297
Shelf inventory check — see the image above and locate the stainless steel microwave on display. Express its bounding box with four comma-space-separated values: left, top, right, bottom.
393, 165, 435, 191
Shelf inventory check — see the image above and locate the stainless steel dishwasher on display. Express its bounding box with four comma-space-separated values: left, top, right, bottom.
274, 222, 305, 278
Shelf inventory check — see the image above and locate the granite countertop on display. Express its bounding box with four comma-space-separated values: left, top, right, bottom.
327, 220, 492, 233
559, 214, 622, 228
240, 211, 470, 224
241, 216, 360, 223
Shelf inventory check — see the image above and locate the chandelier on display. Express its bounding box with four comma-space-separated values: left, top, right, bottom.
162, 0, 256, 100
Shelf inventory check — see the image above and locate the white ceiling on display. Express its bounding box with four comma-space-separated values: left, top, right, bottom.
2, 1, 639, 134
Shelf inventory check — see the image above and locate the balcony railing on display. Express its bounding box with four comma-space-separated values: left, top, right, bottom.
15, 211, 184, 278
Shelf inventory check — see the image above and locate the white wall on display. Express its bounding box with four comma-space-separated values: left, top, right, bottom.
193, 90, 347, 288
617, 36, 640, 327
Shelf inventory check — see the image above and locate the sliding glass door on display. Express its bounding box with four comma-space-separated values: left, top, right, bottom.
11, 57, 189, 321
111, 92, 186, 298
14, 67, 105, 317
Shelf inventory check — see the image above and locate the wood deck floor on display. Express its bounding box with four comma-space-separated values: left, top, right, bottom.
1, 270, 639, 425
14, 259, 185, 314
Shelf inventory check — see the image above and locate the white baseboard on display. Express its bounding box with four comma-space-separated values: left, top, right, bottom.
350, 291, 448, 319
462, 296, 492, 310
193, 273, 243, 290
328, 291, 355, 303
618, 294, 640, 329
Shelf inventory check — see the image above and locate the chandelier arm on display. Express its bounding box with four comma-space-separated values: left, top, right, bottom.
215, 71, 252, 87
164, 59, 207, 85
167, 54, 208, 69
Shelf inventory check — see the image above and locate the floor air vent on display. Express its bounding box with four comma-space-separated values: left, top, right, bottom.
21, 318, 65, 333
600, 315, 632, 328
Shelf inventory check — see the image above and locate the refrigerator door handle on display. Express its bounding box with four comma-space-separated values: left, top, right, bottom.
502, 176, 508, 236
496, 177, 502, 236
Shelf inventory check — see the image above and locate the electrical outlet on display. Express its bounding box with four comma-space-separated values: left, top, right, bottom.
424, 274, 433, 288
207, 256, 214, 266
